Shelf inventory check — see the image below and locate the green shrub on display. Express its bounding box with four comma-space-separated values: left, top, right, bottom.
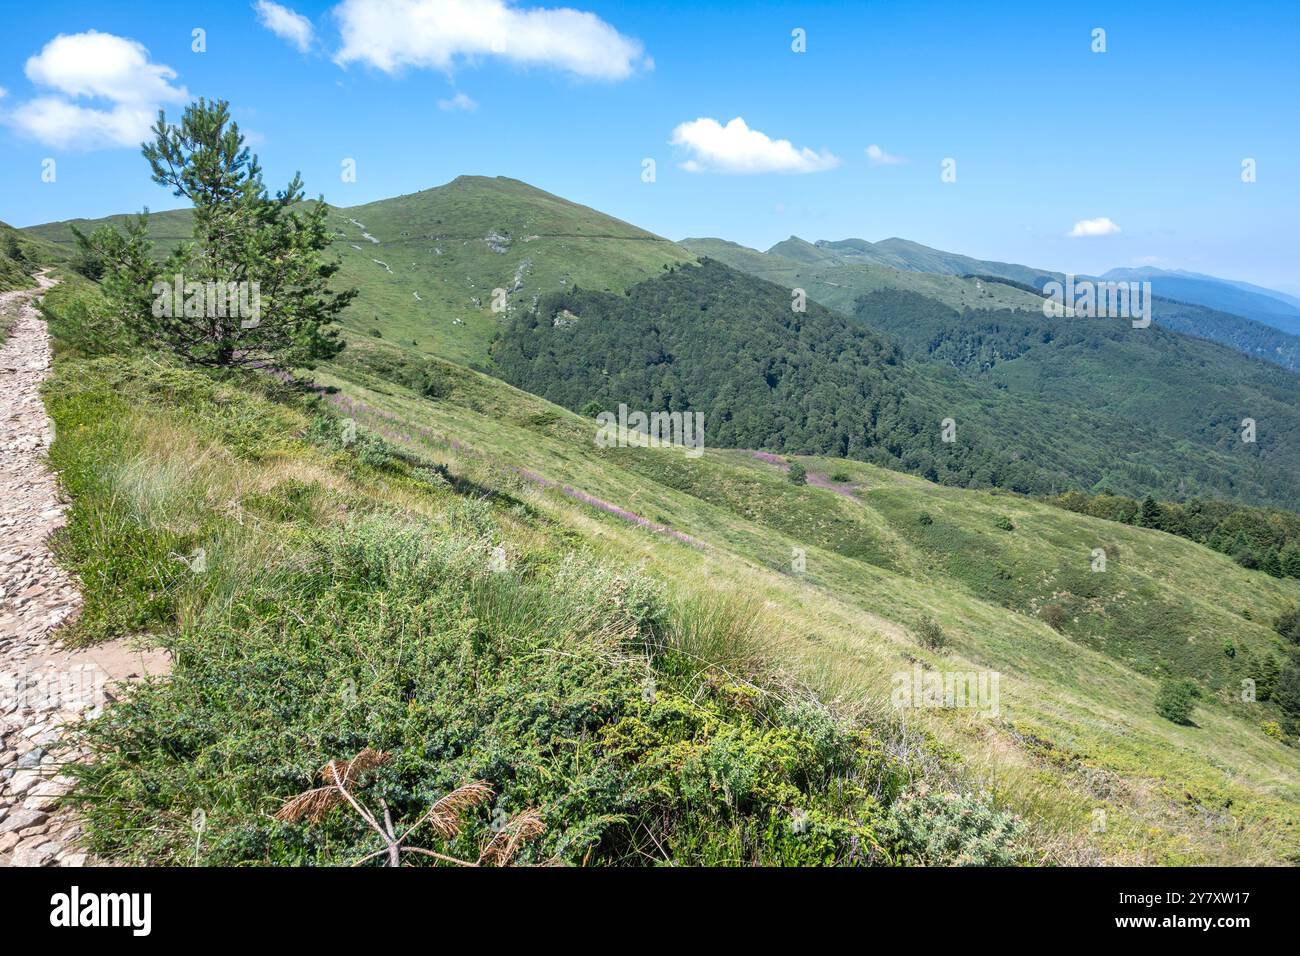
1039, 604, 1067, 631
1155, 678, 1198, 725
993, 515, 1015, 531
1274, 605, 1300, 644
787, 461, 807, 485
881, 789, 1028, 866
913, 615, 948, 651
918, 511, 934, 526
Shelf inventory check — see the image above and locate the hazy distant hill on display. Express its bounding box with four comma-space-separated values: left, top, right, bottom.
680, 236, 1047, 314
1103, 266, 1300, 336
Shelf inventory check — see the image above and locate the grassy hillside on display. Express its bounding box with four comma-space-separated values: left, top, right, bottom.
26, 176, 695, 368
1, 220, 63, 293
28, 178, 1300, 511
312, 333, 1300, 865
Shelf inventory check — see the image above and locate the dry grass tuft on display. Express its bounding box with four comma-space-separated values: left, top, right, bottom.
478, 809, 546, 866
423, 781, 494, 838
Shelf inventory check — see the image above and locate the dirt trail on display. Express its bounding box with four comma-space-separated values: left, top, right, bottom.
0, 274, 168, 867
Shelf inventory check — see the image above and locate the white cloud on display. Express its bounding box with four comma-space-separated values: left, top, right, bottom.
1067, 216, 1122, 238
331, 0, 648, 80
4, 31, 187, 149
255, 1, 316, 52
865, 144, 906, 166
0, 87, 7, 100
671, 117, 839, 175
438, 92, 478, 111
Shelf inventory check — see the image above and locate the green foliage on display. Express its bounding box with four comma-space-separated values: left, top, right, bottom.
880, 789, 1029, 866
918, 511, 934, 526
1039, 604, 1067, 631
994, 515, 1015, 531
0, 225, 41, 293
787, 461, 808, 485
1276, 661, 1300, 720
1050, 491, 1300, 579
1140, 496, 1163, 529
912, 615, 949, 651
492, 259, 1056, 493
1155, 678, 1198, 725
3, 231, 24, 263
1274, 605, 1300, 644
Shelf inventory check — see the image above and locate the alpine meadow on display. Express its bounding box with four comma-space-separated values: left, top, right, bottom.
1, 0, 1298, 930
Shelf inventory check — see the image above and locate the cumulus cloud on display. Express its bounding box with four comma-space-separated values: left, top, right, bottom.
865, 144, 906, 166
4, 31, 187, 149
332, 0, 648, 80
438, 92, 478, 111
670, 117, 839, 175
255, 1, 316, 52
1067, 216, 1122, 237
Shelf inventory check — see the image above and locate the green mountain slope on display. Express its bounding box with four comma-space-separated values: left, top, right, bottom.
493, 258, 1060, 493
1, 219, 65, 292
25, 176, 696, 367
26, 181, 1300, 509
792, 235, 1059, 288
491, 257, 1300, 510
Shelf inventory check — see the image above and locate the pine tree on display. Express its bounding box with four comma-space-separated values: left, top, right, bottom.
2, 231, 24, 263
84, 98, 354, 369
1139, 495, 1162, 529
1281, 546, 1300, 580
1276, 660, 1300, 719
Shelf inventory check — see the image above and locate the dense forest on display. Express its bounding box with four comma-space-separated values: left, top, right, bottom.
491, 259, 1056, 492
853, 289, 1300, 509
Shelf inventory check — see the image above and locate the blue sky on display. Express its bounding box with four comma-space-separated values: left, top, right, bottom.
2, 0, 1297, 290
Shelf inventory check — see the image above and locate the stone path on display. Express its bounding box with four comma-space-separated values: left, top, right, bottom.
0, 274, 169, 867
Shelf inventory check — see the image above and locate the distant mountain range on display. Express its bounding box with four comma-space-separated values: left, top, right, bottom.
1100, 266, 1300, 336
685, 235, 1300, 374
